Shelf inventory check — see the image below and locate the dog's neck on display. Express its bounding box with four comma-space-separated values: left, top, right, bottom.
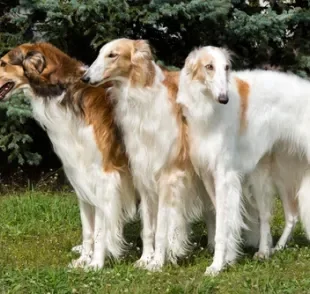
177, 70, 216, 122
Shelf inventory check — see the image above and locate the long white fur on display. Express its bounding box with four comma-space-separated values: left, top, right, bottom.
244, 148, 304, 256
27, 91, 137, 270
84, 39, 209, 271
247, 155, 276, 259
271, 149, 302, 250
177, 46, 310, 275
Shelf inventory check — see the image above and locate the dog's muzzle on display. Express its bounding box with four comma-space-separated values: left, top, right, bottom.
81, 75, 90, 84
218, 94, 229, 104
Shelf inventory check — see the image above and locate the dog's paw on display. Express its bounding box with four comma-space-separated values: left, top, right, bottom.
68, 255, 92, 269
84, 260, 104, 271
204, 265, 221, 277
253, 250, 271, 260
167, 254, 178, 266
271, 244, 285, 254
144, 259, 163, 272
71, 244, 83, 255
134, 254, 153, 269
207, 242, 215, 254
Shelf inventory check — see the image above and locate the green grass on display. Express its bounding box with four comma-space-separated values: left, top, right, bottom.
1, 191, 310, 294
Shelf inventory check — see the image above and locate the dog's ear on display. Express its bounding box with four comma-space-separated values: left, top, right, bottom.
184, 48, 200, 77
8, 48, 24, 66
131, 40, 153, 65
23, 51, 46, 75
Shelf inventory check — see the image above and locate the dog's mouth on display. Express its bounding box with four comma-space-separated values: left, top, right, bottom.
0, 82, 15, 100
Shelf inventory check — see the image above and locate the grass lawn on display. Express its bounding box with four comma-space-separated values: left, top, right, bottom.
1, 191, 310, 294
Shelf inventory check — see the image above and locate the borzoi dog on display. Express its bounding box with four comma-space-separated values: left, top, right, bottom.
82, 38, 211, 271
0, 42, 137, 269
177, 45, 310, 275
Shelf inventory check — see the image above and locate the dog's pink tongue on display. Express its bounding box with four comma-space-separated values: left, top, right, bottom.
0, 82, 14, 100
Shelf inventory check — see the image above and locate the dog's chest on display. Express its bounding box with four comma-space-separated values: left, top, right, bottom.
115, 90, 179, 184
188, 118, 225, 172
31, 97, 102, 170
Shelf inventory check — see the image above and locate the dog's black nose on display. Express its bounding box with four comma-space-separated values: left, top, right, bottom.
218, 94, 229, 104
81, 75, 90, 83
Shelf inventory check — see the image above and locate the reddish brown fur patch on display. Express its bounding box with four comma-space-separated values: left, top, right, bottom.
235, 77, 250, 133
162, 70, 191, 170
82, 86, 128, 172
130, 40, 155, 87
1, 42, 128, 173
130, 60, 155, 87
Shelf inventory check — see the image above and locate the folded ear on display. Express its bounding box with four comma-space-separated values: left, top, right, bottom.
131, 40, 153, 65
184, 49, 198, 73
23, 51, 46, 75
184, 48, 204, 81
7, 48, 24, 65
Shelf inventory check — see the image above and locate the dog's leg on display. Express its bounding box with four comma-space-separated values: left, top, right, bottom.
65, 167, 95, 261
120, 173, 138, 223
69, 200, 94, 268
101, 172, 126, 259
203, 196, 216, 252
205, 168, 243, 276
250, 163, 274, 260
146, 170, 190, 271
167, 170, 196, 263
200, 171, 216, 251
167, 210, 191, 265
270, 151, 300, 252
273, 184, 298, 252
134, 186, 157, 268
144, 181, 169, 272
87, 171, 129, 270
298, 169, 310, 240
86, 207, 106, 270
242, 183, 260, 249
200, 170, 216, 207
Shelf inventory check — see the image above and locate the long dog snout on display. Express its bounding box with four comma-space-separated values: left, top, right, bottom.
81, 74, 90, 84
218, 93, 229, 104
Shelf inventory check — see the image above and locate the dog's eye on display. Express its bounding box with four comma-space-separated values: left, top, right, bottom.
205, 64, 214, 70
225, 65, 230, 71
107, 52, 118, 58
0, 60, 6, 67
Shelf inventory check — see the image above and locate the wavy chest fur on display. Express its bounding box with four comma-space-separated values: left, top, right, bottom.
178, 74, 241, 173
114, 84, 179, 190
183, 92, 237, 173
31, 95, 103, 202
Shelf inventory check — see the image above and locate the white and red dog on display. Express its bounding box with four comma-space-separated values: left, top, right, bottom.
82, 38, 212, 271
177, 45, 310, 275
0, 42, 137, 269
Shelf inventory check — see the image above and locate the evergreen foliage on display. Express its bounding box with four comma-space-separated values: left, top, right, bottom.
0, 0, 310, 169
